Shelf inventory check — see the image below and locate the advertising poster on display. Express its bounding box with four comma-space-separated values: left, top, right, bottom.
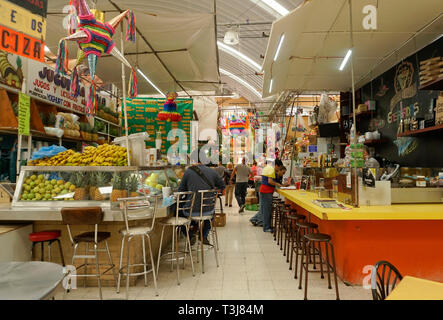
125, 97, 193, 154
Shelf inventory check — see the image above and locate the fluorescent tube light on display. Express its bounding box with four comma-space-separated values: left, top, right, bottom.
269, 79, 273, 93
262, 0, 289, 16
218, 41, 262, 72
339, 49, 352, 71
137, 68, 166, 97
220, 68, 261, 98
273, 34, 285, 61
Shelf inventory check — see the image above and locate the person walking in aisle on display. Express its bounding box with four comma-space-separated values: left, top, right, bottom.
231, 158, 252, 213
249, 159, 284, 232
248, 161, 257, 188
224, 163, 235, 207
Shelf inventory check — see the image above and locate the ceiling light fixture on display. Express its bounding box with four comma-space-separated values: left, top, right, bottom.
223, 27, 240, 45
339, 49, 352, 71
217, 41, 262, 72
269, 79, 273, 93
250, 0, 289, 18
273, 34, 285, 61
261, 0, 289, 16
220, 68, 261, 98
137, 68, 166, 97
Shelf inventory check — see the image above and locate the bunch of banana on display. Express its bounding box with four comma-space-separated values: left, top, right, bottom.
91, 144, 128, 166
28, 144, 128, 167
29, 150, 76, 166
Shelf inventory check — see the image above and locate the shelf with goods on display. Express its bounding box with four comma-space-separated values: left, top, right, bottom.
0, 87, 123, 150
397, 124, 443, 137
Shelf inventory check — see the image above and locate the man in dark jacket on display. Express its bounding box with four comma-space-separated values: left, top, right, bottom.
178, 148, 225, 245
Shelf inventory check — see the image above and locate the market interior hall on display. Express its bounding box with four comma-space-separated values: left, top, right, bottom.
0, 0, 442, 302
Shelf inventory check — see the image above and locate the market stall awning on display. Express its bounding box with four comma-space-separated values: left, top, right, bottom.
45, 1, 221, 96
262, 0, 443, 98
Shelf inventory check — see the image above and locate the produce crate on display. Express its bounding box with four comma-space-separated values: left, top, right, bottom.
214, 213, 226, 227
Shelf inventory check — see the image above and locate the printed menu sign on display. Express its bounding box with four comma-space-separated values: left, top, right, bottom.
18, 92, 30, 135
124, 97, 193, 154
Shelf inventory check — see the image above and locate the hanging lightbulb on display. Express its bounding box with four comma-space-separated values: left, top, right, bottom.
223, 26, 240, 45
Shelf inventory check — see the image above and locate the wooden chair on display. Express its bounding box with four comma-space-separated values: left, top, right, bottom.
61, 207, 117, 300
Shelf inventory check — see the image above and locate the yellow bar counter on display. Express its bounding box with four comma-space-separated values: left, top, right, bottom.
276, 189, 443, 285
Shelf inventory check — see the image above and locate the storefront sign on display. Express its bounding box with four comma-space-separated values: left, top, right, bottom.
125, 97, 193, 154
0, 0, 47, 41
0, 24, 44, 62
5, 0, 47, 18
18, 92, 30, 135
26, 62, 87, 113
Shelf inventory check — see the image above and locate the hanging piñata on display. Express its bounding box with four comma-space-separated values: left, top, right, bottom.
55, 0, 137, 115
227, 115, 249, 136
157, 92, 181, 122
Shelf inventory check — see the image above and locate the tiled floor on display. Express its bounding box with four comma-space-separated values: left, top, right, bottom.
56, 202, 372, 300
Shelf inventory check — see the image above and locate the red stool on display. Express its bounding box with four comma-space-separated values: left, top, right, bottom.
29, 230, 65, 266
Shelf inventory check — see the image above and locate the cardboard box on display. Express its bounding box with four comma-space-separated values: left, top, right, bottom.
246, 196, 258, 204
214, 213, 226, 227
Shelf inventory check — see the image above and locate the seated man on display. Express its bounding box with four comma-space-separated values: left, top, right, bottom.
178, 148, 225, 245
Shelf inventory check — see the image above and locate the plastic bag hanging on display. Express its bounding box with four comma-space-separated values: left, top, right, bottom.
128, 68, 138, 98
126, 10, 136, 42
55, 39, 69, 75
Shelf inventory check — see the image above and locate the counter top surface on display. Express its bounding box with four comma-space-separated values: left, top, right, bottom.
0, 205, 171, 222
277, 189, 443, 221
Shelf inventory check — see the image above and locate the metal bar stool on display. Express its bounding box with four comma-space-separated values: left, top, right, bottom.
272, 197, 281, 241
156, 191, 196, 285
191, 189, 220, 274
278, 203, 287, 250
285, 211, 306, 267
300, 233, 340, 300
273, 200, 283, 243
117, 195, 160, 299
61, 207, 117, 300
29, 230, 65, 266
294, 221, 322, 280
281, 204, 294, 256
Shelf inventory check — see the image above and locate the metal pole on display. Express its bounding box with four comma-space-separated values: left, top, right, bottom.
121, 25, 131, 166
348, 0, 358, 207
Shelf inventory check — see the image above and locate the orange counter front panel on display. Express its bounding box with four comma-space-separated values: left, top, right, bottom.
279, 190, 443, 285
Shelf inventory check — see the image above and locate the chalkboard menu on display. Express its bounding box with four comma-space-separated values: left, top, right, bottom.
123, 97, 193, 154
359, 37, 442, 167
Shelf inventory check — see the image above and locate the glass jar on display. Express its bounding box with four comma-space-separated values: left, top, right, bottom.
332, 179, 339, 199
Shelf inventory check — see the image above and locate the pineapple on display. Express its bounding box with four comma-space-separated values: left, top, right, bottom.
111, 172, 127, 202
88, 172, 97, 200
71, 172, 88, 201
94, 172, 108, 201
128, 175, 139, 198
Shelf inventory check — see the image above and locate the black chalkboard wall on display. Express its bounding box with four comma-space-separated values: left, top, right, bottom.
359, 37, 442, 167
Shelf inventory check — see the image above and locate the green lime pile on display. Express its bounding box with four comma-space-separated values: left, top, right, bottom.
20, 174, 76, 201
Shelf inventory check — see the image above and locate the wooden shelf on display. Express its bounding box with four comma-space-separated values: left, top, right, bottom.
0, 127, 97, 145
364, 139, 388, 145
419, 77, 443, 90
397, 124, 443, 137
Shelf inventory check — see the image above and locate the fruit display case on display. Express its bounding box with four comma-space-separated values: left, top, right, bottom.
11, 165, 185, 209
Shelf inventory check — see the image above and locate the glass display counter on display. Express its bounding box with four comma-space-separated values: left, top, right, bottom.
12, 165, 184, 208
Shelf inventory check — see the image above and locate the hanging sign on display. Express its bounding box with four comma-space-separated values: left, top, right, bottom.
125, 97, 193, 154
0, 0, 47, 41
0, 24, 44, 62
18, 92, 30, 135
5, 0, 48, 18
